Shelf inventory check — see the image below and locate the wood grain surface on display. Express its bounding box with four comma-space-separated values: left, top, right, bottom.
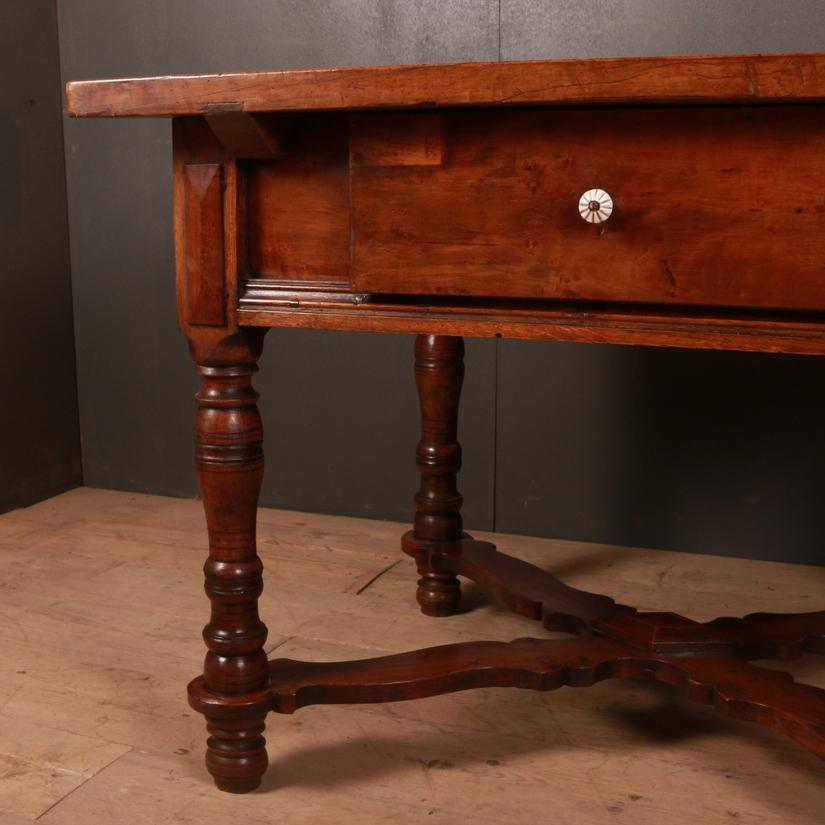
66, 52, 825, 117
182, 163, 226, 326
350, 107, 825, 310
236, 296, 825, 356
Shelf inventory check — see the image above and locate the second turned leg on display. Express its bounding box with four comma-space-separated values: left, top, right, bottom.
403, 334, 466, 617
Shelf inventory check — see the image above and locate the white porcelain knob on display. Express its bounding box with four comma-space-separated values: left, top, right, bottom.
578, 189, 613, 223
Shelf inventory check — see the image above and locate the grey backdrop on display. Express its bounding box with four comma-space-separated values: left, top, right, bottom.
56, 1, 825, 564
0, 1, 80, 512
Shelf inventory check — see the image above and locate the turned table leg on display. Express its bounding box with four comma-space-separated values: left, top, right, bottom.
403, 334, 466, 616
177, 330, 825, 789
186, 335, 270, 793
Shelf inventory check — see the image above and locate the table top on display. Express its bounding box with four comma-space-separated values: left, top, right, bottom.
66, 51, 825, 118
67, 50, 825, 357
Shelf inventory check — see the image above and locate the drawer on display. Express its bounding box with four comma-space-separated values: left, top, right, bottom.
349, 107, 825, 311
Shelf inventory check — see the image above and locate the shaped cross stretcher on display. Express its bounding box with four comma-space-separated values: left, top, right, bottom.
190, 535, 825, 759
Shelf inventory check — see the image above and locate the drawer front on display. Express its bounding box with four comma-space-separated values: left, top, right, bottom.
350, 107, 825, 311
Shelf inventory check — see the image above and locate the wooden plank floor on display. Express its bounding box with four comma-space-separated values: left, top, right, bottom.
0, 488, 824, 824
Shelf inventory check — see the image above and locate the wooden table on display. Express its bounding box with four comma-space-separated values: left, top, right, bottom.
67, 52, 825, 795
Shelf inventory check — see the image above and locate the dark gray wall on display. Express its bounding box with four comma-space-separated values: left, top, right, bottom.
58, 1, 825, 564
495, 1, 825, 565
0, 1, 80, 513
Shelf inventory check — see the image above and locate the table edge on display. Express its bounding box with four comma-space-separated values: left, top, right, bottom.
66, 51, 825, 117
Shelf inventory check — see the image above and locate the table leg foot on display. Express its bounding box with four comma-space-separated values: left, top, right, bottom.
189, 676, 272, 793
205, 714, 268, 793
415, 567, 461, 616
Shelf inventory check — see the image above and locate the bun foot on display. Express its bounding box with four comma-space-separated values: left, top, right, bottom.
204, 715, 268, 794
417, 571, 461, 616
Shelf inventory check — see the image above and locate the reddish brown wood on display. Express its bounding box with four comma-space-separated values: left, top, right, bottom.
205, 112, 285, 158
66, 52, 825, 117
174, 118, 272, 794
351, 107, 825, 311
679, 610, 825, 657
69, 53, 825, 795
350, 113, 442, 166
185, 329, 270, 794
402, 335, 466, 617
213, 533, 825, 764
412, 537, 631, 634
598, 608, 825, 658
266, 636, 825, 758
246, 115, 350, 285
173, 117, 245, 337
237, 293, 825, 357
183, 163, 226, 326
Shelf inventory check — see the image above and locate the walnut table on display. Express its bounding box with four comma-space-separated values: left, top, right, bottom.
67, 52, 825, 793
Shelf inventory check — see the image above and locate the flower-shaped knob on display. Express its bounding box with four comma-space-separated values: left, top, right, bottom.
578, 189, 613, 223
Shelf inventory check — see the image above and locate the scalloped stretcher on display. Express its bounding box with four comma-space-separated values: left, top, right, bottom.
190, 533, 825, 760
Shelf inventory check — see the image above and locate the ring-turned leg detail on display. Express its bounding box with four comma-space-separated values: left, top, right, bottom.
403, 334, 466, 616
186, 333, 270, 794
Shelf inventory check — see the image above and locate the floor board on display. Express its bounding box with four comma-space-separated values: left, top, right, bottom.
0, 488, 823, 823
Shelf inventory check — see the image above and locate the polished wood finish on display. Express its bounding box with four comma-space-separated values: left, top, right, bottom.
265, 634, 825, 757
237, 294, 825, 356
598, 606, 825, 657
428, 537, 627, 634
351, 108, 825, 310
246, 116, 350, 285
174, 115, 271, 792
183, 534, 825, 761
182, 163, 226, 326
205, 112, 285, 159
67, 52, 825, 797
66, 52, 825, 117
402, 335, 466, 617
350, 112, 443, 167
188, 333, 270, 793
